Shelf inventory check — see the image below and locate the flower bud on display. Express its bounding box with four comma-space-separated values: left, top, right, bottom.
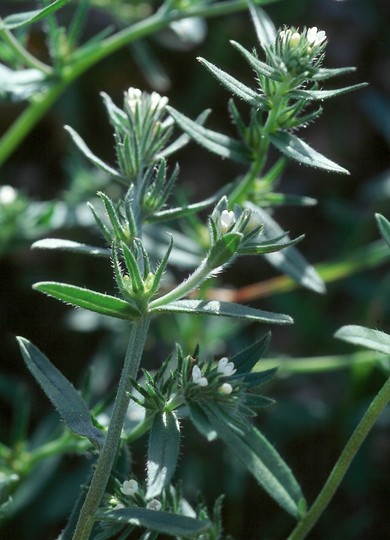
289, 32, 301, 47
219, 383, 233, 395
220, 210, 235, 234
146, 499, 162, 511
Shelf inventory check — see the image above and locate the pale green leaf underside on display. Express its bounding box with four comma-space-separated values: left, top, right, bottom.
32, 238, 110, 257
1, 0, 69, 29
150, 299, 293, 325
376, 213, 390, 249
95, 507, 210, 536
270, 131, 349, 174
290, 83, 368, 102
17, 337, 104, 449
335, 325, 390, 355
33, 281, 139, 319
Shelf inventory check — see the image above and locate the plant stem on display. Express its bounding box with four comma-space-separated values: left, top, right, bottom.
0, 25, 53, 74
72, 316, 150, 540
287, 375, 390, 540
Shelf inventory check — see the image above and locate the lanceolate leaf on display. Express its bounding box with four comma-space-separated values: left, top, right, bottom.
146, 411, 180, 499
290, 83, 368, 102
65, 126, 126, 181
95, 507, 210, 536
150, 299, 293, 325
270, 131, 349, 174
231, 332, 271, 374
198, 57, 267, 108
0, 0, 69, 29
230, 40, 280, 81
335, 325, 390, 355
0, 65, 49, 102
248, 3, 277, 50
312, 66, 357, 81
17, 337, 104, 449
166, 106, 249, 163
202, 404, 305, 518
32, 238, 110, 257
33, 282, 140, 320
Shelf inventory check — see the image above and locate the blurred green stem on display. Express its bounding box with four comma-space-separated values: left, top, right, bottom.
72, 317, 150, 540
287, 375, 390, 540
0, 0, 276, 167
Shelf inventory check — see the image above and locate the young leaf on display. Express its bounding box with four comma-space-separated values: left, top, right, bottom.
95, 507, 210, 536
202, 404, 305, 519
166, 106, 249, 163
33, 281, 140, 319
17, 337, 104, 449
150, 299, 293, 325
335, 325, 390, 355
248, 3, 277, 50
230, 40, 280, 81
312, 66, 357, 81
231, 332, 271, 374
32, 238, 110, 257
270, 131, 349, 174
376, 213, 390, 249
146, 411, 180, 499
198, 57, 267, 108
0, 0, 69, 30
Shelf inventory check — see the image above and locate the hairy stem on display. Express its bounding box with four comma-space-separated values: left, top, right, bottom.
72, 316, 151, 540
287, 375, 390, 540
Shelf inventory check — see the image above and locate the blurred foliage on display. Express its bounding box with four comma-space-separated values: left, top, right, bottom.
1, 0, 390, 539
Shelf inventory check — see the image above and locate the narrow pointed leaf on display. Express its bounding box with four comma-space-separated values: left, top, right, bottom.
270, 131, 349, 174
1, 0, 69, 29
230, 40, 280, 81
376, 213, 390, 249
33, 281, 140, 319
95, 507, 210, 536
166, 106, 249, 163
247, 204, 326, 294
198, 57, 266, 108
146, 411, 180, 499
187, 402, 217, 441
290, 83, 368, 101
335, 325, 390, 355
231, 332, 271, 374
32, 238, 110, 257
248, 4, 276, 50
0, 65, 49, 102
242, 393, 274, 409
65, 126, 125, 180
202, 404, 304, 518
312, 66, 357, 81
150, 299, 293, 325
17, 337, 104, 449
238, 234, 304, 256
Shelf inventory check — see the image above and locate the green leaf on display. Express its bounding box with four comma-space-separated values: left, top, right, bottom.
231, 332, 271, 374
32, 238, 110, 257
248, 3, 276, 50
335, 325, 390, 355
187, 402, 217, 441
202, 404, 304, 518
17, 337, 104, 449
146, 411, 180, 499
33, 281, 140, 320
166, 106, 249, 163
290, 83, 368, 101
238, 233, 304, 256
246, 204, 326, 294
150, 299, 293, 325
207, 232, 242, 268
242, 393, 274, 409
376, 213, 390, 249
95, 507, 210, 536
312, 66, 357, 81
0, 0, 69, 29
230, 40, 280, 81
65, 126, 126, 181
270, 131, 349, 174
198, 57, 267, 108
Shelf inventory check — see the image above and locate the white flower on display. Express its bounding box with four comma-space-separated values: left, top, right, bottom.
150, 91, 168, 113
219, 383, 233, 395
307, 27, 326, 46
217, 357, 236, 377
220, 210, 235, 234
120, 479, 138, 496
113, 503, 125, 510
0, 185, 17, 205
192, 365, 208, 387
126, 87, 142, 112
146, 499, 162, 511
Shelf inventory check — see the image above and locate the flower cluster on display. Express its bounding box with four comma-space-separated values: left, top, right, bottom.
192, 356, 237, 395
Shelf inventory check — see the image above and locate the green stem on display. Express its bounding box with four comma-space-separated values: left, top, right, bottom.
0, 0, 275, 167
0, 25, 53, 74
72, 316, 150, 540
287, 375, 390, 540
